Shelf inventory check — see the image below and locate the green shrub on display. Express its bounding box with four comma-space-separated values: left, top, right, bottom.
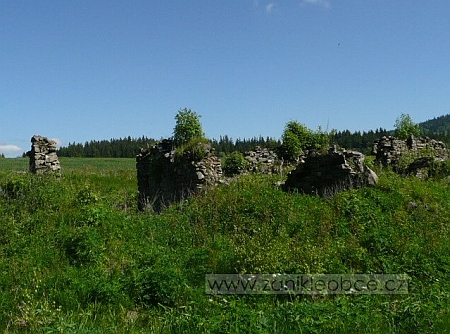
311, 126, 331, 152
277, 121, 332, 161
394, 113, 421, 139
223, 151, 248, 176
173, 108, 204, 146
276, 130, 302, 162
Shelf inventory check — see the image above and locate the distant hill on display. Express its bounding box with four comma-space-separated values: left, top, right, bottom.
419, 114, 450, 138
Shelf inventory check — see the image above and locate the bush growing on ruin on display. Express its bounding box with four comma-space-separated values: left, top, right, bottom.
394, 113, 421, 139
277, 129, 302, 162
223, 151, 248, 176
173, 108, 204, 146
174, 136, 210, 160
277, 121, 332, 161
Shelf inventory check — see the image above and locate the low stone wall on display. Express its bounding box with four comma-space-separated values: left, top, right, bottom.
136, 139, 223, 212
372, 135, 448, 167
244, 146, 281, 174
28, 135, 61, 174
282, 147, 377, 197
372, 135, 449, 178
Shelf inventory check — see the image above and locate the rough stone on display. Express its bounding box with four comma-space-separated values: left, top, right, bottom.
373, 135, 448, 166
28, 135, 61, 174
372, 135, 448, 178
282, 148, 377, 197
244, 146, 284, 174
136, 139, 223, 212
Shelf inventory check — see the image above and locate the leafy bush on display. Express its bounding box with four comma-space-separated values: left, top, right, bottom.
223, 151, 248, 176
277, 121, 332, 161
276, 130, 302, 162
173, 108, 204, 146
311, 126, 332, 151
394, 113, 421, 139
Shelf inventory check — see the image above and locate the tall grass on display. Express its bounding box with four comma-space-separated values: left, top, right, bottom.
0, 158, 449, 332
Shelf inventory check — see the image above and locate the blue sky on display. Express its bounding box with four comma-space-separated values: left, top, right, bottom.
1, 0, 449, 157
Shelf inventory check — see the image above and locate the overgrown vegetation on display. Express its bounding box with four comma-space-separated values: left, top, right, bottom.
394, 113, 421, 139
174, 137, 211, 160
173, 108, 205, 146
223, 151, 248, 176
276, 121, 332, 161
0, 157, 449, 333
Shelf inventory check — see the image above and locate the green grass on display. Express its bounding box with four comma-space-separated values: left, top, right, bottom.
0, 158, 449, 333
0, 157, 29, 171
0, 157, 135, 172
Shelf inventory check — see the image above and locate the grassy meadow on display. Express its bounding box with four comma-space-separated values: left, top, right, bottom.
0, 157, 449, 333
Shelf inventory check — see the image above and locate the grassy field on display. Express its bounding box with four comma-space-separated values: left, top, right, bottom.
0, 157, 449, 333
0, 157, 135, 172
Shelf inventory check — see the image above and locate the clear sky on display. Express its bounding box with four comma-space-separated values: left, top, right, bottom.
1, 0, 449, 157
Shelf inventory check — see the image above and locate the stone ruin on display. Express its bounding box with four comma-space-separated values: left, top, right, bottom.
282, 147, 378, 197
372, 135, 448, 178
28, 135, 61, 174
137, 141, 380, 208
136, 139, 223, 212
244, 146, 282, 174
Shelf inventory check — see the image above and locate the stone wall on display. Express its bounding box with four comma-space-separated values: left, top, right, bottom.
136, 139, 223, 212
28, 135, 61, 174
244, 146, 281, 174
282, 147, 377, 197
372, 135, 448, 178
372, 135, 448, 167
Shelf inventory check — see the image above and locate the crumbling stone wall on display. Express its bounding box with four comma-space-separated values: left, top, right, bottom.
136, 139, 223, 212
244, 146, 281, 174
372, 135, 448, 178
282, 147, 377, 197
372, 135, 448, 167
28, 135, 61, 174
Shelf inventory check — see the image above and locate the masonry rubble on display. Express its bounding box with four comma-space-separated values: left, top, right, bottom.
282, 146, 377, 197
28, 135, 61, 174
136, 139, 223, 212
372, 135, 448, 178
372, 135, 448, 166
244, 146, 282, 174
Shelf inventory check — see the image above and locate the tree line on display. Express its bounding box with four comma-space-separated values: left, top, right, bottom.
57, 136, 157, 158
55, 111, 450, 158
56, 130, 393, 158
56, 135, 281, 158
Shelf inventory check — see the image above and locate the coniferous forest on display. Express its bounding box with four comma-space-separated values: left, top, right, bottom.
55, 114, 450, 158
